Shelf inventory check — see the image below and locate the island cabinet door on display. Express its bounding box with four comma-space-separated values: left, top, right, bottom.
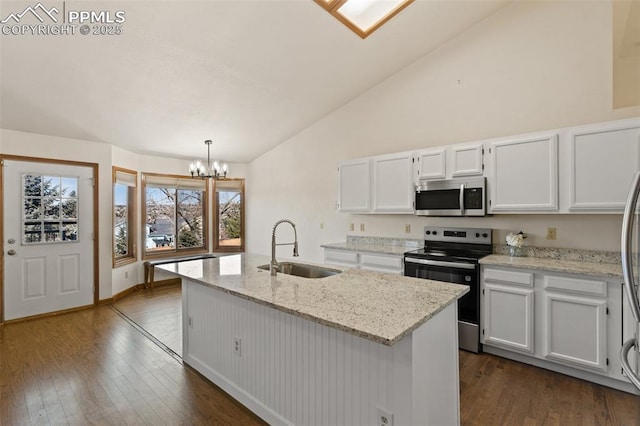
482, 268, 535, 354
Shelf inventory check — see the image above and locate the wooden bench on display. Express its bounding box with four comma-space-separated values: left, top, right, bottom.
143, 253, 217, 288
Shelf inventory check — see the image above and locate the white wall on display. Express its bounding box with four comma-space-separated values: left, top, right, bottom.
246, 0, 640, 263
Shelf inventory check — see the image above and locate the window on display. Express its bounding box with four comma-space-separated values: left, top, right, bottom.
213, 179, 244, 252
314, 0, 414, 39
23, 174, 78, 244
142, 173, 208, 258
113, 167, 137, 267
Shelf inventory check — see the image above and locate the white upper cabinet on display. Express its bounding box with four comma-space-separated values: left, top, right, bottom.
338, 158, 370, 213
414, 148, 446, 181
338, 118, 640, 215
449, 143, 484, 177
568, 120, 640, 212
338, 151, 414, 214
414, 143, 484, 182
488, 133, 559, 212
371, 152, 414, 213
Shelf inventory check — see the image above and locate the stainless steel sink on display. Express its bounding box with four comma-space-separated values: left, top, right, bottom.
257, 262, 341, 279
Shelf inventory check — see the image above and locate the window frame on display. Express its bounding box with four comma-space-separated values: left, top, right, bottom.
112, 166, 138, 268
141, 172, 209, 260
213, 178, 245, 253
313, 0, 414, 39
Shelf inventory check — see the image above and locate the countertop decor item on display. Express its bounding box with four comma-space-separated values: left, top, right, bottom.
506, 230, 527, 257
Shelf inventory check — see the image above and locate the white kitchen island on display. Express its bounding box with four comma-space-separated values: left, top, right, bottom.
158, 253, 468, 426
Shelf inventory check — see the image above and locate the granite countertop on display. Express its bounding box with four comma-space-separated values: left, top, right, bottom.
321, 241, 416, 256
480, 254, 623, 279
157, 253, 468, 346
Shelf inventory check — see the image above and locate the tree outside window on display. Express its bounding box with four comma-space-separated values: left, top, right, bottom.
143, 174, 207, 258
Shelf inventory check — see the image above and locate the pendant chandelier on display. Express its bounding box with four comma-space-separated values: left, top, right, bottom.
189, 140, 228, 179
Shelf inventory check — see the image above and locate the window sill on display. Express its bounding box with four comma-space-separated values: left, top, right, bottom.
113, 256, 137, 269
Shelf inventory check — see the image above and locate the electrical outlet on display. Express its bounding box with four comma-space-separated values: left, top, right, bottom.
377, 407, 394, 426
546, 227, 557, 240
234, 337, 242, 357
320, 222, 324, 229
349, 223, 354, 231
124, 271, 129, 279
360, 223, 365, 232
404, 224, 411, 234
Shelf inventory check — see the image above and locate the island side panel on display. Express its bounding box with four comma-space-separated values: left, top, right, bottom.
182, 278, 459, 426
411, 302, 460, 425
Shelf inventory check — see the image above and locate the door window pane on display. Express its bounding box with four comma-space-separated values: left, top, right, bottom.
22, 174, 79, 245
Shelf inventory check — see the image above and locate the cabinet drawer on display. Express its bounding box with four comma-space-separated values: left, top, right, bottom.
483, 268, 533, 287
360, 253, 403, 274
324, 250, 358, 267
544, 275, 607, 297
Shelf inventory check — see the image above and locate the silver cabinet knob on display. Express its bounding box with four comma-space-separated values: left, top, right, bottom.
7, 249, 16, 256
7, 239, 15, 244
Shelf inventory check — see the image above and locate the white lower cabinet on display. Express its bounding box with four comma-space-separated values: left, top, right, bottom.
543, 291, 607, 371
324, 248, 403, 275
481, 266, 636, 393
482, 269, 534, 353
359, 252, 403, 274
323, 248, 359, 268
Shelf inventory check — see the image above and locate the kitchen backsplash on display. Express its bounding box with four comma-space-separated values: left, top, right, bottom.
492, 245, 621, 264
346, 235, 421, 248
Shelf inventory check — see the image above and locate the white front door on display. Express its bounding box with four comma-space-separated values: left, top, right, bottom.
3, 159, 94, 321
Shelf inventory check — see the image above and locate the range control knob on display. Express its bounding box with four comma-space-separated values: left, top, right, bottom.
432, 231, 438, 235
426, 231, 431, 235
482, 233, 488, 238
475, 233, 480, 238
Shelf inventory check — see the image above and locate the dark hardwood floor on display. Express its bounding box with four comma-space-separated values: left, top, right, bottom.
112, 284, 182, 356
0, 303, 265, 426
2, 284, 639, 425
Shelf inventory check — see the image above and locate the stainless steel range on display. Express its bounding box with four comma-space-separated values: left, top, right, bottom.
404, 226, 492, 353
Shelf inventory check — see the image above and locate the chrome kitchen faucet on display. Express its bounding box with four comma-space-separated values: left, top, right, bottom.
271, 219, 299, 276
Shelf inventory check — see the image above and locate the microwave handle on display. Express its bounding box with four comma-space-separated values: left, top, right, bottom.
459, 183, 465, 216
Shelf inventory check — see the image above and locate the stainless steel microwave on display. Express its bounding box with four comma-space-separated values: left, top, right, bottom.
415, 177, 486, 216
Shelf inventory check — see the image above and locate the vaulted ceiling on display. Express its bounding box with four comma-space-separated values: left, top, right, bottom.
0, 0, 511, 163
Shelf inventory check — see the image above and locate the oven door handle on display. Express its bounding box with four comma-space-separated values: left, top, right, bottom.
404, 257, 476, 270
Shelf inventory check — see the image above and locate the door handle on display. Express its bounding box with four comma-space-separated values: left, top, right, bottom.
7, 249, 16, 256
621, 338, 640, 390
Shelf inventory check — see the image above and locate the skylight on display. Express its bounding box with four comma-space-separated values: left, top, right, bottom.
315, 0, 414, 39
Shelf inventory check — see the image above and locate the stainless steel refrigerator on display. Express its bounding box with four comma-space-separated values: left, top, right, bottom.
621, 171, 640, 391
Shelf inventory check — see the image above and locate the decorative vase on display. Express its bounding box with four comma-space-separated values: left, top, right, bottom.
509, 246, 524, 257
